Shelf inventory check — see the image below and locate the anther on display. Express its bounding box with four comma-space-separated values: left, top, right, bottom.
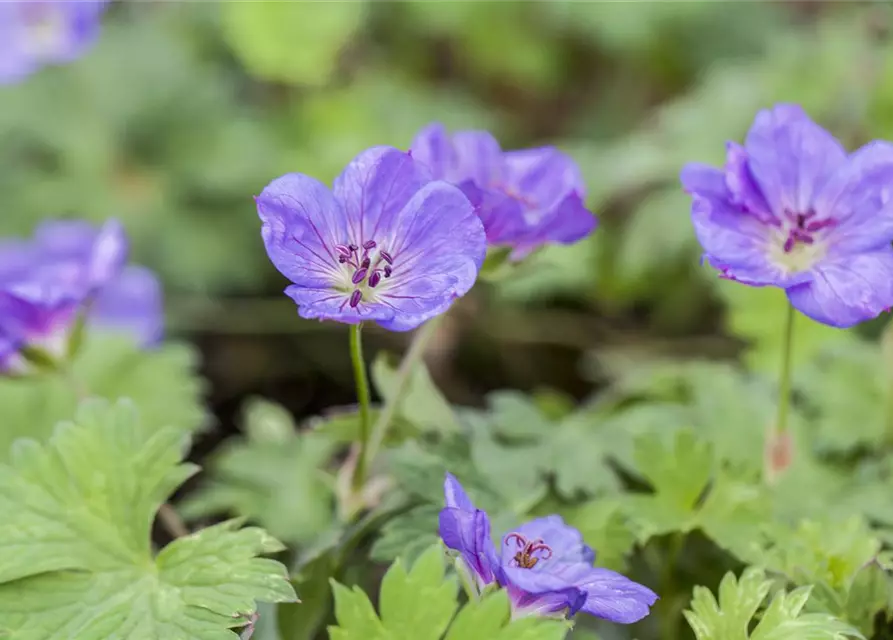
363, 240, 377, 250
783, 236, 795, 253
338, 255, 348, 263
361, 257, 371, 269
348, 244, 359, 252
384, 265, 392, 278
352, 268, 368, 284
349, 290, 362, 308
369, 270, 382, 288
335, 244, 352, 257
806, 219, 834, 233
380, 251, 394, 265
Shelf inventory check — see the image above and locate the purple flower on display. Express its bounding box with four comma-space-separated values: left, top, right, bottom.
0, 219, 163, 372
256, 146, 487, 331
0, 1, 108, 85
410, 123, 597, 259
439, 473, 658, 622
681, 103, 893, 328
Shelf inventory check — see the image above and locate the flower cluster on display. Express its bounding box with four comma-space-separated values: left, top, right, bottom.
439, 473, 658, 622
681, 103, 893, 328
0, 219, 162, 373
0, 1, 108, 85
411, 123, 597, 259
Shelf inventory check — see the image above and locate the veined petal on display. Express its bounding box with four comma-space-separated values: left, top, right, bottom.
284, 285, 393, 327
513, 191, 596, 256
786, 249, 893, 328
507, 583, 586, 618
444, 472, 475, 511
332, 147, 431, 246
451, 130, 503, 186
439, 507, 499, 588
724, 142, 773, 221
744, 103, 846, 216
503, 147, 586, 212
256, 173, 346, 288
574, 568, 659, 623
410, 123, 455, 181
91, 266, 163, 347
372, 181, 485, 332
814, 140, 893, 254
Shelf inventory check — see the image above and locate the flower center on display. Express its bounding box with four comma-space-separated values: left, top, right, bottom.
769, 209, 836, 274
505, 533, 553, 570
335, 240, 394, 308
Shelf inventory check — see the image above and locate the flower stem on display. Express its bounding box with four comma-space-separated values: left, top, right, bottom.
157, 503, 189, 538
350, 323, 373, 491
364, 315, 441, 472
775, 303, 796, 434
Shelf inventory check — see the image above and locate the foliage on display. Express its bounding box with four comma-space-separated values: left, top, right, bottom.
329, 545, 569, 640
0, 400, 295, 639
684, 567, 863, 640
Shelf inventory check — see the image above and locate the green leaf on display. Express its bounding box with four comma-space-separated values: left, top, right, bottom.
685, 567, 863, 640
0, 334, 205, 461
0, 399, 296, 639
329, 546, 568, 640
178, 398, 336, 545
797, 342, 888, 453
372, 351, 461, 435
370, 505, 441, 566
222, 2, 366, 86
561, 500, 636, 572
625, 429, 713, 539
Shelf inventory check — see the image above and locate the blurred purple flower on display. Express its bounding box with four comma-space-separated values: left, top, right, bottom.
0, 219, 163, 372
256, 146, 487, 331
439, 473, 657, 622
0, 1, 108, 85
681, 103, 893, 328
411, 123, 597, 259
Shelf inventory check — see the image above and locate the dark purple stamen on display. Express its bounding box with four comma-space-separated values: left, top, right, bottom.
361, 257, 371, 269
338, 255, 348, 263
504, 532, 553, 569
348, 244, 359, 252
335, 244, 352, 257
352, 268, 368, 284
380, 251, 393, 265
349, 290, 362, 308
384, 265, 392, 278
363, 240, 377, 250
781, 208, 836, 253
369, 270, 381, 288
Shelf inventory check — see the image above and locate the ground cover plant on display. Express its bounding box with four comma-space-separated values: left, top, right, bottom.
3, 2, 893, 640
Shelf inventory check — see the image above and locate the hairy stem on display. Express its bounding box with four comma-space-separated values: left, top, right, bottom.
350, 323, 373, 491
364, 315, 441, 472
157, 503, 189, 538
775, 303, 796, 434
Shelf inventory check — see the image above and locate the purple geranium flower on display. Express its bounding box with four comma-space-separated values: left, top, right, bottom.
0, 219, 163, 372
410, 123, 597, 259
0, 1, 108, 85
439, 473, 658, 622
681, 103, 893, 328
256, 146, 487, 331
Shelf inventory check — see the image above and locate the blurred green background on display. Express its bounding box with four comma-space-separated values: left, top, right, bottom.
2, 0, 892, 431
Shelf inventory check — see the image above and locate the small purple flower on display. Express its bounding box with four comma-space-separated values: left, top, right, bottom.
0, 1, 108, 85
439, 473, 658, 622
256, 146, 487, 331
681, 103, 893, 328
0, 219, 163, 372
411, 123, 597, 259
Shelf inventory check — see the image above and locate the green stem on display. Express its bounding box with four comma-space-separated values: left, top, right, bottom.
350, 324, 373, 491
775, 304, 796, 434
659, 533, 685, 640
364, 315, 442, 470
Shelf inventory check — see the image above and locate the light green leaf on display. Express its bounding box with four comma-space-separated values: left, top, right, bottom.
0, 334, 205, 461
685, 568, 862, 640
370, 505, 441, 566
330, 546, 568, 640
561, 500, 636, 572
222, 2, 366, 86
178, 398, 335, 545
0, 399, 296, 639
372, 351, 461, 435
